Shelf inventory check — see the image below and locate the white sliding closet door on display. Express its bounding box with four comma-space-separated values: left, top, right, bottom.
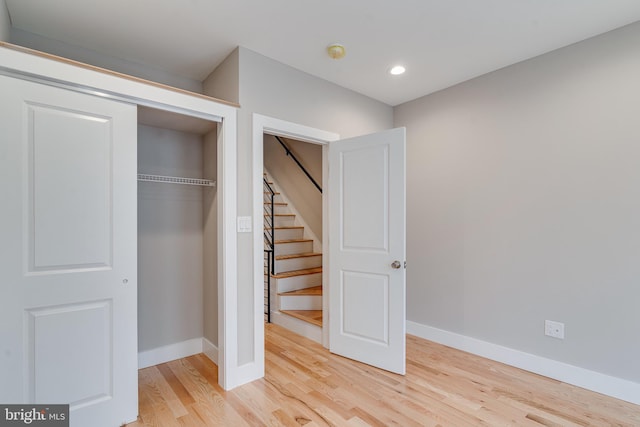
0, 75, 138, 426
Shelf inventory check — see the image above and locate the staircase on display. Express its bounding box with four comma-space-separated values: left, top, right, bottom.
264, 172, 323, 342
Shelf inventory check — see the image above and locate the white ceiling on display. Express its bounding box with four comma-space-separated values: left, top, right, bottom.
6, 1, 640, 106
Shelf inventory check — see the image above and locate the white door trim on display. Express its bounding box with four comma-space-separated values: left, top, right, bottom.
0, 45, 238, 391
252, 114, 339, 378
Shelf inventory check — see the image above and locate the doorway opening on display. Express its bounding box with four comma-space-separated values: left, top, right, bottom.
136, 106, 219, 371
251, 114, 339, 378
252, 114, 407, 384
263, 134, 324, 342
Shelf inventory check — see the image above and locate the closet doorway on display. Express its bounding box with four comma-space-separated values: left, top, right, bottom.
136, 106, 220, 371
0, 54, 238, 424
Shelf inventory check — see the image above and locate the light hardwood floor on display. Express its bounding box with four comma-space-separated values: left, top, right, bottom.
128, 324, 640, 426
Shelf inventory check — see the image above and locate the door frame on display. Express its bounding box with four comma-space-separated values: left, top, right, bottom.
0, 45, 238, 390
252, 114, 339, 370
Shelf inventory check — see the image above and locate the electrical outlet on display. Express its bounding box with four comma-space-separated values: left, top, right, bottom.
545, 320, 565, 339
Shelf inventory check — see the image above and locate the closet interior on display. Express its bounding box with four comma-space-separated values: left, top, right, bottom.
136, 106, 218, 365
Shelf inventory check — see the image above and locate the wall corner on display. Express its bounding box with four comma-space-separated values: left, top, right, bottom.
203, 47, 240, 105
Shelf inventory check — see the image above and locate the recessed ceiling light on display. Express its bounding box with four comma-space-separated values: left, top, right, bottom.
390, 65, 406, 75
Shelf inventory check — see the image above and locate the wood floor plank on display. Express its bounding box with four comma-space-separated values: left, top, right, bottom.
146, 366, 190, 419
138, 367, 184, 427
129, 324, 640, 426
155, 364, 194, 412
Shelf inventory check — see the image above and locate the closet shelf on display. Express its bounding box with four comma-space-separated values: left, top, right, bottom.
137, 173, 216, 187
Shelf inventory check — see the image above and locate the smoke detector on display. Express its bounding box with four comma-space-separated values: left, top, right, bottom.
327, 44, 346, 60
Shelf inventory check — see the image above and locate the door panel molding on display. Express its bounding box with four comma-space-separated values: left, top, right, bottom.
26, 300, 113, 407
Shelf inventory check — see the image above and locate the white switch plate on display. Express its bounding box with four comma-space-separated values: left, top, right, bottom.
237, 216, 252, 233
545, 320, 565, 339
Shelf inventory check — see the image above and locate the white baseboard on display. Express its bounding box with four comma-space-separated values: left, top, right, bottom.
138, 337, 219, 369
203, 338, 219, 364
407, 321, 640, 405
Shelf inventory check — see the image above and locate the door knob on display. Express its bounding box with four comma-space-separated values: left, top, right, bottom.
391, 261, 402, 269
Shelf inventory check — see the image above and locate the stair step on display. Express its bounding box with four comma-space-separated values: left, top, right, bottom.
272, 266, 321, 279
266, 214, 296, 227
279, 285, 322, 310
264, 193, 284, 203
279, 293, 322, 310
274, 252, 322, 274
275, 252, 321, 260
266, 203, 290, 214
274, 239, 314, 256
279, 285, 322, 296
281, 310, 323, 327
273, 226, 304, 240
274, 238, 311, 243
272, 267, 322, 293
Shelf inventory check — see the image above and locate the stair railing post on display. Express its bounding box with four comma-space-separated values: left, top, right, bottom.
270, 191, 275, 275
263, 176, 277, 322
267, 250, 272, 323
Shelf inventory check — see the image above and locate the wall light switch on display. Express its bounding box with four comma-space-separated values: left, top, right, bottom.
237, 216, 252, 233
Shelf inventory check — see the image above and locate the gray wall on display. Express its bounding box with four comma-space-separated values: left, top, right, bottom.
137, 125, 206, 352
264, 135, 323, 240
205, 47, 393, 366
9, 28, 202, 93
0, 0, 9, 41
394, 22, 640, 382
203, 47, 239, 105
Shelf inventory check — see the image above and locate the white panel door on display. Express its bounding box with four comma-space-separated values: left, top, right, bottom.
329, 127, 406, 374
0, 75, 138, 426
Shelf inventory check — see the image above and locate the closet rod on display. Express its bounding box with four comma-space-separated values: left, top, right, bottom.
137, 173, 216, 187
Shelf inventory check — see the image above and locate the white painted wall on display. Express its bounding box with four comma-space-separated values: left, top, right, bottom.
204, 47, 393, 368
264, 135, 323, 240
0, 0, 9, 41
137, 125, 206, 352
394, 22, 640, 384
9, 28, 202, 92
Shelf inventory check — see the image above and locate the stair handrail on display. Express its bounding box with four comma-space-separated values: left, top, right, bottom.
274, 136, 322, 193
